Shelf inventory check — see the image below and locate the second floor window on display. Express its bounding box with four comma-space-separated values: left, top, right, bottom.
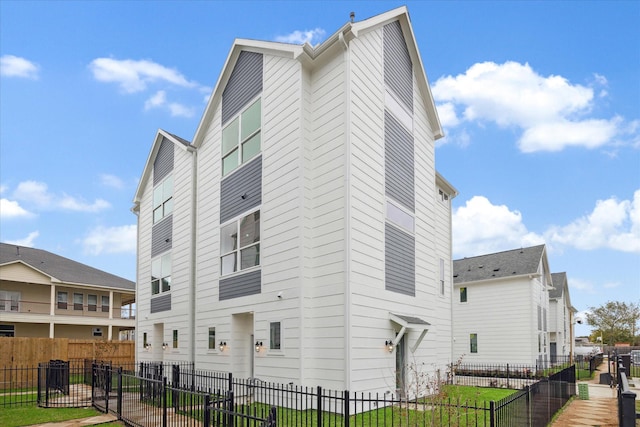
222, 98, 261, 176
101, 295, 109, 312
57, 292, 68, 309
88, 294, 97, 312
151, 253, 171, 295
74, 293, 83, 310
220, 210, 260, 275
153, 175, 173, 224
460, 287, 467, 303
270, 321, 281, 350
0, 291, 20, 312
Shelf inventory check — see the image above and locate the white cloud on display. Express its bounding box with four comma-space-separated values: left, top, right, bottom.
167, 102, 195, 118
144, 90, 195, 117
82, 225, 137, 255
89, 58, 197, 93
3, 231, 40, 247
435, 102, 460, 128
570, 279, 596, 294
0, 55, 39, 79
100, 174, 125, 190
0, 198, 33, 219
452, 195, 545, 257
144, 90, 167, 110
275, 28, 326, 45
11, 180, 111, 212
432, 61, 635, 152
545, 190, 640, 253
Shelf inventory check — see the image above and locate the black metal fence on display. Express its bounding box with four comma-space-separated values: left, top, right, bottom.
616, 360, 638, 427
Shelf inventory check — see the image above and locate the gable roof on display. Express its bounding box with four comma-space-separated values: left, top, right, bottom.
0, 243, 135, 291
549, 272, 567, 298
453, 244, 547, 284
191, 6, 442, 148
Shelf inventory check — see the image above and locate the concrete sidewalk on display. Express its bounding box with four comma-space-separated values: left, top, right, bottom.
25, 413, 118, 427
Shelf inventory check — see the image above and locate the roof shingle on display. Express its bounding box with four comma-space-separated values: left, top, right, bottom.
453, 245, 546, 284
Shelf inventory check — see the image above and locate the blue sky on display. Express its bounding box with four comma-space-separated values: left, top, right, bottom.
1, 1, 638, 337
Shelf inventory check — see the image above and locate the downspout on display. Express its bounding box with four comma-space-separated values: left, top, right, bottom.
339, 30, 352, 390
188, 146, 198, 363
131, 204, 141, 363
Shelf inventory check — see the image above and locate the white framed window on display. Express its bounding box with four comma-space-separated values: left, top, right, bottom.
0, 324, 15, 337
460, 287, 468, 303
220, 210, 260, 275
0, 291, 20, 312
57, 291, 68, 309
151, 253, 171, 295
93, 327, 103, 337
73, 293, 84, 310
270, 321, 281, 350
173, 330, 178, 349
222, 98, 261, 176
101, 295, 109, 313
88, 294, 97, 312
153, 175, 173, 224
208, 327, 216, 350
470, 333, 478, 353
386, 199, 414, 233
438, 189, 449, 202
439, 258, 445, 296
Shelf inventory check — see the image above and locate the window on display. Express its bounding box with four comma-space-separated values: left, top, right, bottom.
439, 189, 449, 202
460, 287, 467, 303
439, 258, 445, 296
101, 295, 109, 313
537, 305, 542, 330
0, 291, 20, 312
220, 210, 260, 275
208, 327, 216, 350
57, 291, 68, 309
93, 327, 102, 337
173, 330, 178, 349
151, 253, 172, 295
270, 321, 281, 350
386, 200, 414, 233
153, 175, 173, 223
222, 98, 261, 176
74, 293, 83, 310
143, 332, 148, 348
470, 334, 478, 353
88, 294, 97, 312
0, 324, 15, 337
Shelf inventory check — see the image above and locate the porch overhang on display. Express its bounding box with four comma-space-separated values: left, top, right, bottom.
389, 313, 430, 353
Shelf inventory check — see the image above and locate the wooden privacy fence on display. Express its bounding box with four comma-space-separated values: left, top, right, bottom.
0, 337, 134, 367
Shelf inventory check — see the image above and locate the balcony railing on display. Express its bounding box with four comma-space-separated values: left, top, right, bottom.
0, 298, 135, 319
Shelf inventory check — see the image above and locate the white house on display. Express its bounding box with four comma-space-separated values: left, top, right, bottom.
133, 6, 457, 394
548, 272, 577, 362
452, 245, 554, 366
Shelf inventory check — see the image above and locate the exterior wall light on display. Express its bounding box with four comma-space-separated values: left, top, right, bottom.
162, 342, 168, 350
144, 343, 151, 351
385, 340, 395, 353
255, 341, 263, 353
219, 341, 227, 352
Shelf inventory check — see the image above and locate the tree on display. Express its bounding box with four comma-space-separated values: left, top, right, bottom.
586, 301, 640, 346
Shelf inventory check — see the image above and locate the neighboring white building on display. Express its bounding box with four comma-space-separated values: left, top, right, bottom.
548, 272, 577, 362
452, 245, 554, 366
133, 7, 457, 394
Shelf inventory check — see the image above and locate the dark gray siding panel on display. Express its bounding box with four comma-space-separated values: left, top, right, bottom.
153, 137, 174, 185
219, 269, 261, 301
222, 51, 263, 125
150, 293, 171, 313
385, 223, 415, 296
385, 111, 414, 211
384, 20, 413, 113
151, 215, 172, 258
220, 156, 262, 223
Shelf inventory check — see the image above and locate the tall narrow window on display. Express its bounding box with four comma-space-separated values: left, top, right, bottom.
101, 295, 110, 313
208, 327, 216, 350
143, 332, 148, 348
220, 210, 260, 275
470, 334, 478, 353
439, 258, 445, 296
88, 294, 97, 312
222, 98, 261, 176
153, 175, 173, 223
74, 293, 83, 310
173, 330, 178, 349
270, 322, 281, 350
57, 292, 68, 309
460, 287, 467, 303
151, 253, 172, 295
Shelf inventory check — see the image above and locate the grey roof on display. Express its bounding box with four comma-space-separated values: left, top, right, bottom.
0, 243, 135, 291
453, 245, 546, 284
164, 130, 191, 146
549, 272, 567, 299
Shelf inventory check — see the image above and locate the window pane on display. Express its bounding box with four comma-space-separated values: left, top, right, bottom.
470, 334, 478, 353
152, 258, 162, 280
241, 99, 261, 140
74, 293, 83, 304
173, 330, 178, 348
162, 277, 171, 292
208, 327, 216, 349
386, 201, 414, 232
163, 175, 173, 200
240, 211, 260, 247
240, 244, 260, 270
460, 287, 467, 303
153, 185, 163, 209
153, 207, 163, 223
220, 222, 238, 254
222, 118, 239, 155
241, 133, 261, 163
10, 293, 19, 311
152, 279, 160, 295
58, 292, 67, 303
221, 253, 237, 275
163, 198, 173, 217
270, 321, 281, 350
222, 150, 239, 176
161, 253, 172, 277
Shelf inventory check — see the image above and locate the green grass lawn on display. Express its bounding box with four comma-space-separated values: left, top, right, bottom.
0, 404, 102, 427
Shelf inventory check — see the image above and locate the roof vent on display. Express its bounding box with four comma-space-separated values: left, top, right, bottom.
350, 12, 355, 23
493, 268, 500, 272
478, 265, 484, 268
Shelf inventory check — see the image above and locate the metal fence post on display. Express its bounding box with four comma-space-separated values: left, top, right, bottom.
162, 376, 167, 427
506, 364, 510, 389
343, 390, 350, 427
525, 385, 531, 426
316, 386, 323, 427
489, 400, 496, 427
228, 372, 233, 392
117, 367, 123, 419
204, 394, 210, 427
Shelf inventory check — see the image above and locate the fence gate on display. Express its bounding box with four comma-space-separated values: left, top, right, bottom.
205, 391, 276, 427
91, 363, 111, 413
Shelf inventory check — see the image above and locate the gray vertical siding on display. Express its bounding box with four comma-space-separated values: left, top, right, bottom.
153, 137, 174, 185
219, 269, 261, 300
220, 156, 262, 223
151, 215, 173, 258
385, 223, 415, 296
150, 293, 171, 313
385, 110, 414, 211
222, 51, 263, 125
384, 20, 413, 113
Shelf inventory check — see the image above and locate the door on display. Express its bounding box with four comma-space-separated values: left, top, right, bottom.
550, 342, 557, 364
395, 335, 406, 395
